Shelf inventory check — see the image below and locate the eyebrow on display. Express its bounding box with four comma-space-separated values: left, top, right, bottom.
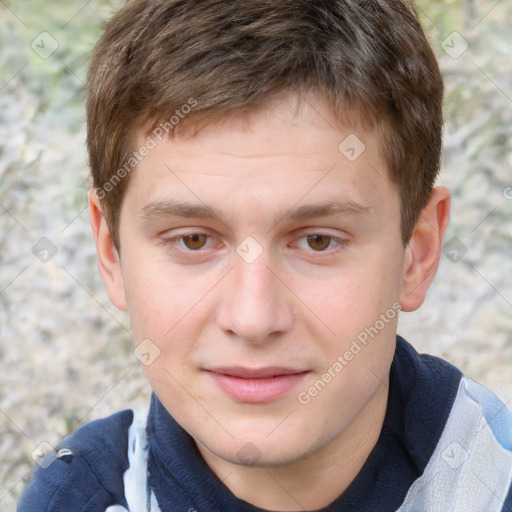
137, 199, 372, 224
285, 200, 372, 222
138, 200, 220, 220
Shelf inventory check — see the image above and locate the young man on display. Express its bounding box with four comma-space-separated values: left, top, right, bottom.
18, 0, 512, 511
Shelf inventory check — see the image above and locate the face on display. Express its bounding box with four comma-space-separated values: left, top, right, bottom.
106, 91, 409, 467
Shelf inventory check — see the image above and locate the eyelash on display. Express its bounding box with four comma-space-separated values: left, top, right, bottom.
161, 231, 348, 256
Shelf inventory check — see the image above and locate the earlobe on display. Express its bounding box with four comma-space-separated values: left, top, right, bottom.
88, 189, 128, 311
399, 186, 451, 312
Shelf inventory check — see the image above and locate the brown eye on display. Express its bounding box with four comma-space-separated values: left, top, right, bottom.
307, 235, 332, 251
183, 234, 208, 250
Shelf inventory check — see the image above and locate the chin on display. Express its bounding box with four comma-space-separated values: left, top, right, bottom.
197, 423, 318, 469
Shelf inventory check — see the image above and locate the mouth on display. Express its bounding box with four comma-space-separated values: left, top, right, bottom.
204, 366, 310, 403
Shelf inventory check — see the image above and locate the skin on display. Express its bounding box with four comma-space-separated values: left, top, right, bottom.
89, 90, 450, 510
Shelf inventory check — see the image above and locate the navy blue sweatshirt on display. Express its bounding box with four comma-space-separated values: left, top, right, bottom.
17, 336, 512, 511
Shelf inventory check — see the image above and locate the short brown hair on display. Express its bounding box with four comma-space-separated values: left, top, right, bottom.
87, 0, 443, 249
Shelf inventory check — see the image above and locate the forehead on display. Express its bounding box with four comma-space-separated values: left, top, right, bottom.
123, 91, 398, 228
142, 91, 370, 160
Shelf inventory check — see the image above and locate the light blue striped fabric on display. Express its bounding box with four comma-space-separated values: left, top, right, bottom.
105, 410, 161, 512
397, 376, 512, 512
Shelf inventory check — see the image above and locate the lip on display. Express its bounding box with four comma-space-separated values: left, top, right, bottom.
205, 366, 309, 403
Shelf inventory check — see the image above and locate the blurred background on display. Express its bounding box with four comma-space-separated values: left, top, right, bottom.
0, 0, 511, 505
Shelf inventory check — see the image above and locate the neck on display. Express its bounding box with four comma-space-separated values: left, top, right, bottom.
196, 380, 389, 511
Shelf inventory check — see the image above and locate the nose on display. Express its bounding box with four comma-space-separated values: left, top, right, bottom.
215, 251, 294, 344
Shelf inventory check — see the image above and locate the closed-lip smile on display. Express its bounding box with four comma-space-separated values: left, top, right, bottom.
205, 366, 310, 403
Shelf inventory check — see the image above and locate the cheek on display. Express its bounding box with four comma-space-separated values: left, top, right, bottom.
121, 251, 182, 334
123, 270, 171, 342
122, 254, 219, 362
304, 259, 401, 337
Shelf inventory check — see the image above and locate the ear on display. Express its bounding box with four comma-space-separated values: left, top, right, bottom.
88, 189, 128, 311
400, 186, 451, 312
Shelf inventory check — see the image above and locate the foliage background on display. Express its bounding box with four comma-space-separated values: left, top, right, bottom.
0, 0, 511, 505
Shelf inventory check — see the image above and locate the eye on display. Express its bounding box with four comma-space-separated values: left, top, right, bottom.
306, 234, 335, 251
294, 233, 345, 252
182, 234, 209, 250
162, 232, 216, 252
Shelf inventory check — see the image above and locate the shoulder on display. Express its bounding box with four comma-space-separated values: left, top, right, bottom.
392, 337, 512, 511
398, 376, 512, 511
18, 409, 134, 512
388, 336, 463, 464
393, 334, 463, 403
